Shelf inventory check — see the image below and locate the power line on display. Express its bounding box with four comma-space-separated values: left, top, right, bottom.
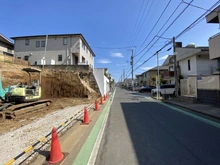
131, 0, 157, 46
132, 0, 220, 74
135, 0, 172, 54
133, 0, 187, 69
182, 0, 220, 12
128, 0, 146, 47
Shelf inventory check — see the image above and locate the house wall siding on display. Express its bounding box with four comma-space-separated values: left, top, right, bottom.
209, 33, 220, 59
196, 55, 217, 76
179, 55, 197, 77
13, 35, 94, 68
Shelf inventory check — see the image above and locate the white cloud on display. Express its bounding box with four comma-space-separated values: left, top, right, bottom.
111, 52, 124, 58
159, 55, 168, 60
116, 63, 127, 66
97, 59, 111, 64
140, 67, 153, 71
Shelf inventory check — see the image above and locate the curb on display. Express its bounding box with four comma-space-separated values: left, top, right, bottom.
163, 100, 220, 121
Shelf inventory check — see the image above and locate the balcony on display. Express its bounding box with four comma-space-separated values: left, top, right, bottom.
163, 71, 174, 78
209, 32, 220, 60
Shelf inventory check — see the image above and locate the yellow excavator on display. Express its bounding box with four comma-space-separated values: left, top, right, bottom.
6, 67, 42, 103
0, 67, 51, 121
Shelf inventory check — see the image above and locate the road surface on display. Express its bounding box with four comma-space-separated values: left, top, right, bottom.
94, 88, 220, 165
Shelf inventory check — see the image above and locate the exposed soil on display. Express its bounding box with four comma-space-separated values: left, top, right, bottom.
0, 61, 100, 134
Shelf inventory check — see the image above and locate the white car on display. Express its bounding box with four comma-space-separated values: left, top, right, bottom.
151, 84, 175, 95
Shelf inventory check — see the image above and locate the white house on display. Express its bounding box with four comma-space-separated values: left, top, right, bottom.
0, 34, 14, 56
11, 34, 95, 69
175, 43, 217, 78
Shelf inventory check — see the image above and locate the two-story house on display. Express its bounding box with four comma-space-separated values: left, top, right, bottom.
142, 66, 168, 86
162, 55, 175, 84
136, 74, 143, 87
11, 34, 95, 69
0, 34, 14, 56
175, 43, 217, 78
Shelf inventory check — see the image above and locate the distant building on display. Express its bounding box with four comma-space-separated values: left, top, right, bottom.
11, 34, 95, 69
0, 34, 14, 56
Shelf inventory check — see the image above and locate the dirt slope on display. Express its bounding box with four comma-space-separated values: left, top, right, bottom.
0, 61, 100, 134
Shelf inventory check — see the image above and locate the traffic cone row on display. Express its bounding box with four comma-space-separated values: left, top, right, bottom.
48, 93, 109, 164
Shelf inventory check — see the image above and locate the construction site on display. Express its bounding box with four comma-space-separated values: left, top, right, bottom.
0, 60, 100, 135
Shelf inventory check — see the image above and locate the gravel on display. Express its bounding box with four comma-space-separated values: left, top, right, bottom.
0, 104, 91, 165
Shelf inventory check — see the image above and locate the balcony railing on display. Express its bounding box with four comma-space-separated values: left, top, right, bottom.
163, 71, 174, 78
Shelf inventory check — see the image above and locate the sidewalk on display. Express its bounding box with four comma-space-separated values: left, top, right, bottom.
162, 99, 220, 120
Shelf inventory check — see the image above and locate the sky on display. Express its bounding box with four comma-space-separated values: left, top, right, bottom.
1, 0, 220, 82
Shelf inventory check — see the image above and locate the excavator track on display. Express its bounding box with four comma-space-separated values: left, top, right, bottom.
0, 99, 52, 121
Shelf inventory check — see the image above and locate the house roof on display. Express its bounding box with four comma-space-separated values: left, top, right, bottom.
176, 46, 209, 61
0, 34, 14, 47
162, 55, 173, 66
206, 5, 220, 23
142, 66, 168, 74
11, 33, 95, 57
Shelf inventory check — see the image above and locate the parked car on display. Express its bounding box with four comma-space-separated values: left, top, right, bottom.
151, 84, 175, 95
139, 86, 156, 92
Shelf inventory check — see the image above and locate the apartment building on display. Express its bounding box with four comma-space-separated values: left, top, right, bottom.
11, 34, 95, 69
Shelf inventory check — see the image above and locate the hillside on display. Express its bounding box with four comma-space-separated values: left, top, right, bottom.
0, 61, 100, 134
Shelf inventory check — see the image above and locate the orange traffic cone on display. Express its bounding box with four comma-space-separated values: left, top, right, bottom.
83, 107, 90, 124
49, 127, 64, 164
95, 100, 99, 111
100, 97, 103, 105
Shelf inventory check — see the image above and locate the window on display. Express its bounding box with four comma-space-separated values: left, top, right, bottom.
25, 39, 29, 45
36, 41, 40, 47
58, 55, 62, 61
188, 59, 191, 70
82, 42, 85, 50
41, 41, 45, 47
63, 37, 67, 45
24, 55, 29, 61
169, 66, 174, 71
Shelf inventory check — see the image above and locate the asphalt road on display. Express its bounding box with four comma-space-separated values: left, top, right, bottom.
95, 88, 220, 165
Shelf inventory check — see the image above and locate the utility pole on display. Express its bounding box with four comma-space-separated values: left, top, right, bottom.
173, 36, 178, 97
123, 69, 125, 82
156, 51, 159, 100
131, 49, 134, 91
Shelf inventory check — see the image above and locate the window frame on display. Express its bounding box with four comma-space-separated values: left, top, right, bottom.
25, 39, 29, 45
188, 59, 191, 70
36, 41, 40, 47
41, 40, 45, 47
63, 37, 67, 45
58, 54, 62, 61
24, 55, 29, 61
